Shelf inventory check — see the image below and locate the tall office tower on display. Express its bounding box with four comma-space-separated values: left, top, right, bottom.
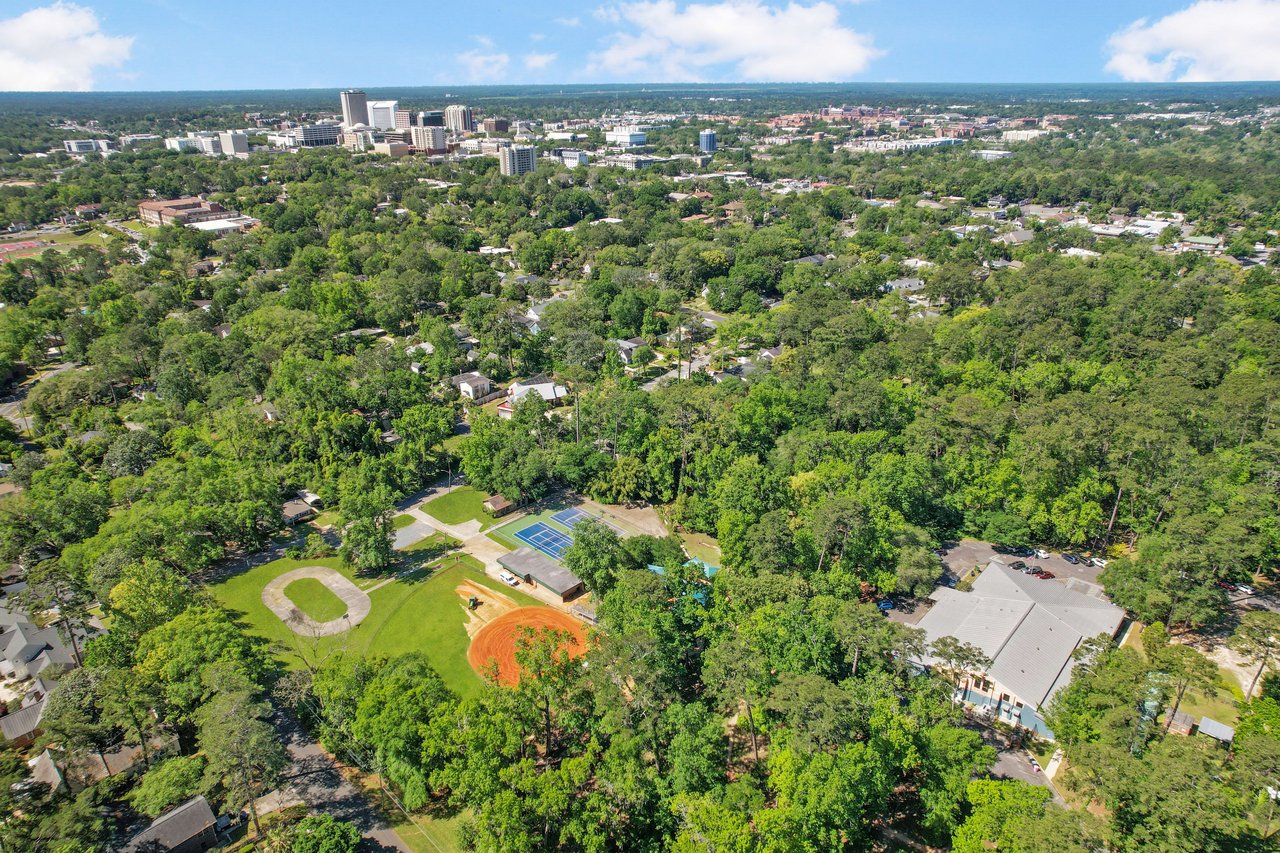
699, 129, 717, 153
394, 109, 416, 129
340, 89, 369, 128
420, 110, 445, 127
367, 100, 399, 130
445, 104, 475, 133
219, 131, 250, 155
410, 125, 447, 154
498, 145, 537, 176
483, 117, 510, 133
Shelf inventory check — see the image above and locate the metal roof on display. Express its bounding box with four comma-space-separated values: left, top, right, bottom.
917, 561, 1124, 709
498, 548, 583, 597
1199, 716, 1235, 743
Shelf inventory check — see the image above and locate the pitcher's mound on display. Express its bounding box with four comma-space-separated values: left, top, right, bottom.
468, 607, 587, 685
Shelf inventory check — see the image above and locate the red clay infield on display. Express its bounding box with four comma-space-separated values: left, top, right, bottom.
467, 606, 587, 685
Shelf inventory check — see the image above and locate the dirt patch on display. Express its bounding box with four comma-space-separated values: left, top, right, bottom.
456, 581, 517, 637
467, 606, 587, 685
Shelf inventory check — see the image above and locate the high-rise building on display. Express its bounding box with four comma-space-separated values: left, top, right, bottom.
394, 109, 416, 129
699, 129, 717, 153
445, 105, 475, 133
498, 145, 537, 176
483, 117, 510, 133
340, 89, 369, 128
219, 131, 250, 155
410, 126, 447, 154
420, 110, 445, 127
293, 123, 342, 147
367, 100, 399, 130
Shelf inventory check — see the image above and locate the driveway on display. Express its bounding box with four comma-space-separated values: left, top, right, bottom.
393, 519, 436, 550
966, 720, 1064, 804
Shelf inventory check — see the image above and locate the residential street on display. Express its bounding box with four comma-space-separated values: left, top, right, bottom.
274, 712, 410, 852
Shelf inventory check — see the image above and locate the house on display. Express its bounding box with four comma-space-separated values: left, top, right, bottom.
0, 603, 80, 681
613, 337, 647, 366
482, 494, 515, 517
0, 695, 48, 746
914, 560, 1124, 737
508, 375, 567, 405
1166, 710, 1195, 736
997, 229, 1035, 246
881, 277, 926, 295
759, 346, 783, 361
447, 372, 492, 401
498, 548, 585, 601
126, 795, 219, 853
281, 499, 315, 525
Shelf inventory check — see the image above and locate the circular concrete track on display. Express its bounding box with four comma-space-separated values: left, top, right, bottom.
261, 566, 371, 636
468, 606, 587, 685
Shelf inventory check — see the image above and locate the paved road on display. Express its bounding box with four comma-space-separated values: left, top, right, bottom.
964, 719, 1064, 804
641, 352, 712, 391
275, 712, 410, 852
0, 361, 76, 432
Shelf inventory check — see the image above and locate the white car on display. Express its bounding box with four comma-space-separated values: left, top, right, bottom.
1089, 557, 1109, 568
1238, 585, 1256, 597
498, 570, 521, 588
1034, 549, 1049, 560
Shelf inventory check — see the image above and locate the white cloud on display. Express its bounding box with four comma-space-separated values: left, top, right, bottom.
1106, 0, 1280, 82
587, 0, 882, 82
455, 49, 510, 82
474, 34, 494, 48
0, 2, 133, 91
524, 52, 558, 70
556, 15, 583, 26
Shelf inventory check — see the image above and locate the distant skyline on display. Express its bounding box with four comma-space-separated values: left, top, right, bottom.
3, 0, 1280, 92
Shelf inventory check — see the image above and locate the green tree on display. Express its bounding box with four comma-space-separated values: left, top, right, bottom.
197, 681, 288, 838
1231, 611, 1280, 699
130, 755, 207, 817
291, 814, 362, 853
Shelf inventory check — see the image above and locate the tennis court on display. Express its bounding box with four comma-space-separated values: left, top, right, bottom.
514, 521, 573, 559
552, 507, 624, 535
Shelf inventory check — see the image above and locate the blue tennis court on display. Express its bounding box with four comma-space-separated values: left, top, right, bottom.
552, 507, 624, 535
514, 521, 573, 559
551, 507, 594, 529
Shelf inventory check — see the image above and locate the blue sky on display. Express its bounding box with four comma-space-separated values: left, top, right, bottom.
3, 0, 1280, 91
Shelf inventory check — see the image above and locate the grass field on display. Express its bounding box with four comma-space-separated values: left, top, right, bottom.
392, 513, 416, 530
210, 553, 540, 698
1117, 623, 1243, 726
421, 486, 496, 529
283, 577, 349, 622
679, 531, 722, 566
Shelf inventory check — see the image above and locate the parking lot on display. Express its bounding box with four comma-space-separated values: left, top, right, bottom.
940, 539, 1106, 590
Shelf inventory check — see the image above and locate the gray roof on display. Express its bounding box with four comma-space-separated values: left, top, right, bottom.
917, 561, 1124, 709
128, 795, 216, 851
883, 277, 925, 292
1199, 716, 1235, 742
498, 548, 583, 597
0, 695, 47, 741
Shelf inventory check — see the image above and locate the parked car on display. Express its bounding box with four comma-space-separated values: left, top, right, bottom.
1010, 561, 1027, 571
1063, 554, 1081, 564
1034, 570, 1055, 579
1013, 547, 1034, 558
1238, 585, 1256, 596
498, 570, 521, 588
1088, 557, 1109, 568
934, 548, 948, 557
941, 576, 957, 588
1034, 549, 1049, 559
877, 599, 895, 612
1216, 581, 1237, 591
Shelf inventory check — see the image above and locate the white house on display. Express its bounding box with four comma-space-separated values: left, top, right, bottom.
448, 372, 492, 401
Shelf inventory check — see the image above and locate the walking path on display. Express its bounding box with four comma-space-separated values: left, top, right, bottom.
261, 566, 371, 636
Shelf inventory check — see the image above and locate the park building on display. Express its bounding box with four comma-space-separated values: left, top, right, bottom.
498, 145, 537, 177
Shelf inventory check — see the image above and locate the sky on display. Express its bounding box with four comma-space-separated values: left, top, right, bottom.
3, 0, 1280, 91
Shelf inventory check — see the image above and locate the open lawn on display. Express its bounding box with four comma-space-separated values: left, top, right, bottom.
283, 577, 349, 622
679, 531, 722, 566
1119, 623, 1243, 727
391, 513, 416, 530
421, 486, 495, 529
210, 553, 540, 698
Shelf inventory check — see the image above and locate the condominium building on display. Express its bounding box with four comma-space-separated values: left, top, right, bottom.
368, 100, 399, 130
483, 117, 510, 133
445, 105, 475, 133
561, 149, 589, 169
699, 129, 717, 153
498, 145, 537, 176
340, 89, 369, 128
410, 125, 447, 154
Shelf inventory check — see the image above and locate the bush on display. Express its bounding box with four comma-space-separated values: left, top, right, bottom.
291, 814, 361, 853
284, 546, 304, 559
304, 533, 332, 558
